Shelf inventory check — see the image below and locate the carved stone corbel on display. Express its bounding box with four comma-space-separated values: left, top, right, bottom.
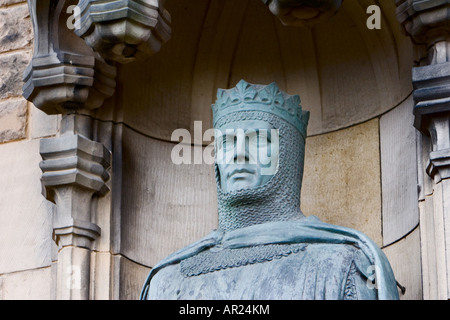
396, 0, 450, 46
23, 0, 115, 300
408, 34, 450, 183
74, 0, 172, 64
262, 0, 342, 28
23, 0, 116, 115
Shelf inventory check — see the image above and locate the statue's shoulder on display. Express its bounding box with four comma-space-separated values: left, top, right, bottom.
155, 230, 221, 270
139, 230, 221, 299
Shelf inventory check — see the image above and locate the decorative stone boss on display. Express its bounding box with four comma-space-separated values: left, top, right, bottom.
140, 80, 399, 300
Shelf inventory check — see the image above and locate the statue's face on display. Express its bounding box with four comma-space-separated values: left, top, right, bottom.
215, 119, 280, 193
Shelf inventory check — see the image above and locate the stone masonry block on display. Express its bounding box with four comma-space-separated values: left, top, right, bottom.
0, 50, 31, 99
0, 139, 55, 274
0, 266, 54, 300
301, 119, 382, 246
0, 98, 27, 143
0, 3, 32, 53
0, 0, 26, 7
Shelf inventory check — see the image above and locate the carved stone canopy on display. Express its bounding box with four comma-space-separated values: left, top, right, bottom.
23, 0, 117, 115
75, 0, 172, 64
397, 0, 450, 184
262, 0, 342, 27
396, 0, 450, 45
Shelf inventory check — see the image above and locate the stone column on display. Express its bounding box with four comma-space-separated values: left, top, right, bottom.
23, 0, 171, 299
396, 0, 450, 300
39, 114, 110, 299
23, 0, 115, 299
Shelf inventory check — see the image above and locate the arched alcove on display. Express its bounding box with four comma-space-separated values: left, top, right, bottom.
118, 0, 413, 140
113, 0, 415, 267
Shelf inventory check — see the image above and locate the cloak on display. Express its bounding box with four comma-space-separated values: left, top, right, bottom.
140, 216, 399, 300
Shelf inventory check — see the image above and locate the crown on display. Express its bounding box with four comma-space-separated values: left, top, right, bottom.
212, 80, 309, 138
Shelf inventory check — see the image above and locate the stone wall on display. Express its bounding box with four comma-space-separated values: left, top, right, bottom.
0, 0, 425, 300
0, 0, 59, 299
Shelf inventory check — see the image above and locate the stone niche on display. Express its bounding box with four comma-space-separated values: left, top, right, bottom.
110, 0, 419, 300
4, 0, 422, 300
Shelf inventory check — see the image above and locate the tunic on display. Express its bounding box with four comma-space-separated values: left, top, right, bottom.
148, 243, 377, 300
141, 217, 399, 300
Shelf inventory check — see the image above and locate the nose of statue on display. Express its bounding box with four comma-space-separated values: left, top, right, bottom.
234, 130, 247, 164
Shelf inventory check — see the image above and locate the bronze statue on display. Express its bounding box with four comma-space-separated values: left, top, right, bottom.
140, 80, 399, 300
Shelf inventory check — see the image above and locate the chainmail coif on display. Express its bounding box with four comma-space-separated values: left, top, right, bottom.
214, 110, 307, 232
179, 110, 308, 277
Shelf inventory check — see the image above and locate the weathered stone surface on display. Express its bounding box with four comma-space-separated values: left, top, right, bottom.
301, 119, 382, 246
0, 139, 55, 274
56, 246, 91, 300
0, 266, 54, 300
29, 104, 59, 139
0, 50, 31, 99
90, 252, 112, 300
383, 227, 423, 300
23, 0, 116, 115
0, 98, 27, 143
112, 255, 150, 300
0, 3, 32, 53
39, 132, 111, 199
396, 0, 450, 45
380, 96, 419, 246
0, 0, 25, 7
419, 196, 441, 300
76, 0, 171, 64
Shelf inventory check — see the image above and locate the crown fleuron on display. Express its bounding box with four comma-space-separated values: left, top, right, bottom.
212, 80, 309, 138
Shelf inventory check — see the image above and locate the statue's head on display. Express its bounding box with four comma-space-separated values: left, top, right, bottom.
212, 80, 310, 232
212, 80, 309, 192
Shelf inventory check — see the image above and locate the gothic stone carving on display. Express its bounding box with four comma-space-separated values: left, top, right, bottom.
262, 0, 342, 28
23, 0, 116, 115
23, 0, 116, 300
396, 0, 450, 45
75, 0, 172, 64
397, 0, 450, 180
396, 0, 450, 299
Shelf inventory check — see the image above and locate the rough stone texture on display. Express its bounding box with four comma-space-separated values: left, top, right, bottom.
28, 104, 59, 139
90, 252, 112, 300
0, 50, 31, 99
419, 196, 442, 300
0, 139, 55, 274
0, 266, 54, 300
0, 98, 27, 143
75, 0, 171, 64
0, 3, 32, 53
301, 119, 382, 246
112, 255, 150, 300
380, 96, 419, 246
0, 0, 25, 7
383, 227, 423, 300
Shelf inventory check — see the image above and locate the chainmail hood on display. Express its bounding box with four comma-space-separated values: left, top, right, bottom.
214, 110, 309, 232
